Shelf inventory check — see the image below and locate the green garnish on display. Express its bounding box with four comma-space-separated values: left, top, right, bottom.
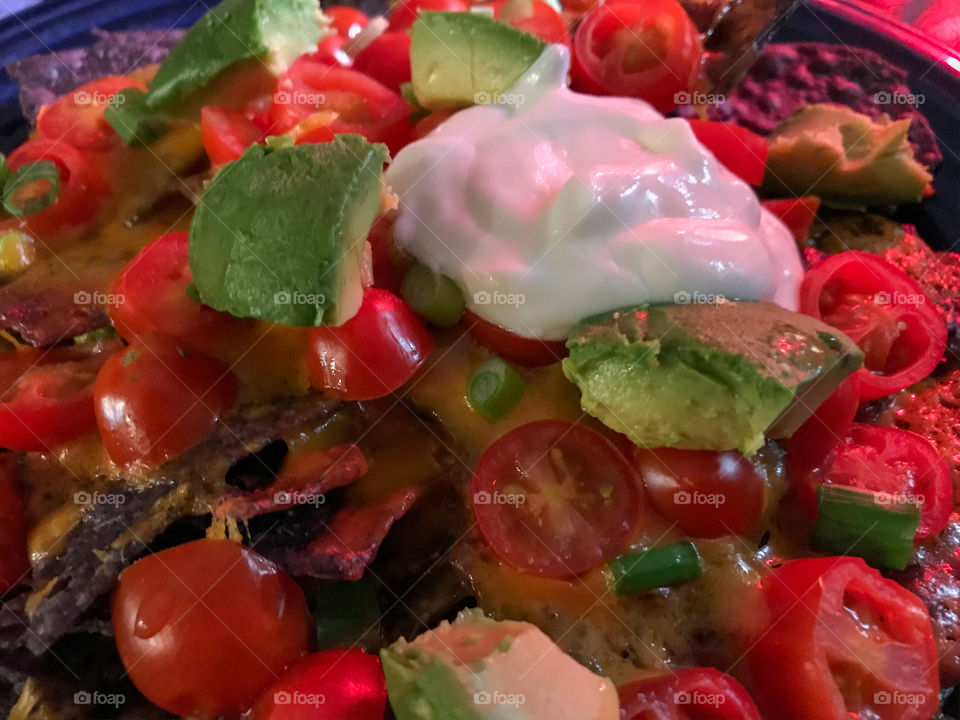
104, 88, 170, 147
607, 542, 704, 595
811, 485, 919, 570
401, 262, 464, 327
467, 357, 525, 422
0, 154, 10, 187
2, 161, 59, 216
72, 327, 117, 344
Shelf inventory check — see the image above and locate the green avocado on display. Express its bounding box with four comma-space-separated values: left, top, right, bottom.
145, 0, 322, 111
103, 88, 170, 147
188, 135, 387, 326
764, 104, 933, 209
410, 11, 545, 110
562, 301, 863, 455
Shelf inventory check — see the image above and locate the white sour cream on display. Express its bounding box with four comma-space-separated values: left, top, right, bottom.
385, 45, 802, 340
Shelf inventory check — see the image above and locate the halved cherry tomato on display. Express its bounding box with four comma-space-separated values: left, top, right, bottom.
633, 447, 764, 538
411, 109, 455, 141
271, 57, 411, 153
93, 338, 238, 469
0, 454, 28, 593
472, 420, 642, 577
326, 5, 369, 39
491, 0, 570, 45
0, 339, 121, 452
314, 34, 353, 67
352, 31, 412, 93
793, 423, 951, 540
307, 288, 433, 402
464, 311, 567, 367
687, 120, 768, 186
619, 667, 761, 720
390, 0, 468, 31
112, 538, 311, 720
6, 139, 109, 240
746, 556, 939, 720
762, 196, 821, 244
200, 106, 263, 165
800, 251, 946, 401
36, 75, 147, 151
571, 0, 702, 113
249, 649, 387, 720
109, 232, 249, 352
783, 373, 860, 481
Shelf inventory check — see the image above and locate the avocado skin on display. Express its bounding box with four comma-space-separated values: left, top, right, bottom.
410, 11, 545, 110
188, 135, 388, 326
381, 648, 484, 720
562, 301, 863, 455
146, 0, 320, 111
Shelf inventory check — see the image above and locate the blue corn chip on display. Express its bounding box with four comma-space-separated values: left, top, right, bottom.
5, 28, 184, 121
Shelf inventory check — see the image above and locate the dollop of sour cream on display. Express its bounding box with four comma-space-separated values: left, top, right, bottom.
385, 45, 803, 340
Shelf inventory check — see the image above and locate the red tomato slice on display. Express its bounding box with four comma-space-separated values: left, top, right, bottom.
313, 34, 353, 67
326, 5, 369, 38
464, 311, 568, 367
0, 454, 28, 593
687, 120, 768, 186
112, 538, 311, 720
411, 109, 455, 141
200, 106, 263, 165
492, 0, 570, 45
571, 0, 702, 113
746, 556, 939, 720
352, 31, 412, 93
619, 667, 761, 720
800, 251, 946, 401
0, 339, 121, 452
6, 138, 109, 240
93, 338, 238, 469
109, 231, 249, 352
472, 420, 642, 577
389, 0, 468, 30
307, 288, 433, 402
793, 423, 952, 540
249, 649, 387, 720
783, 373, 860, 481
761, 196, 821, 243
633, 447, 764, 538
271, 57, 411, 153
36, 75, 147, 151
367, 214, 406, 293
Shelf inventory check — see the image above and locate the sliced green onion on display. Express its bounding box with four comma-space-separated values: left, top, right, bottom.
607, 541, 704, 595
468, 357, 525, 422
0, 153, 10, 188
72, 326, 117, 345
2, 161, 59, 216
811, 485, 919, 570
401, 262, 465, 327
104, 87, 169, 147
309, 578, 381, 650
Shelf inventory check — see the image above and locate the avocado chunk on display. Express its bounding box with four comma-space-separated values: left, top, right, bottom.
145, 0, 322, 111
104, 88, 170, 147
410, 12, 545, 110
562, 301, 863, 455
188, 135, 388, 326
764, 104, 933, 209
381, 609, 619, 720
